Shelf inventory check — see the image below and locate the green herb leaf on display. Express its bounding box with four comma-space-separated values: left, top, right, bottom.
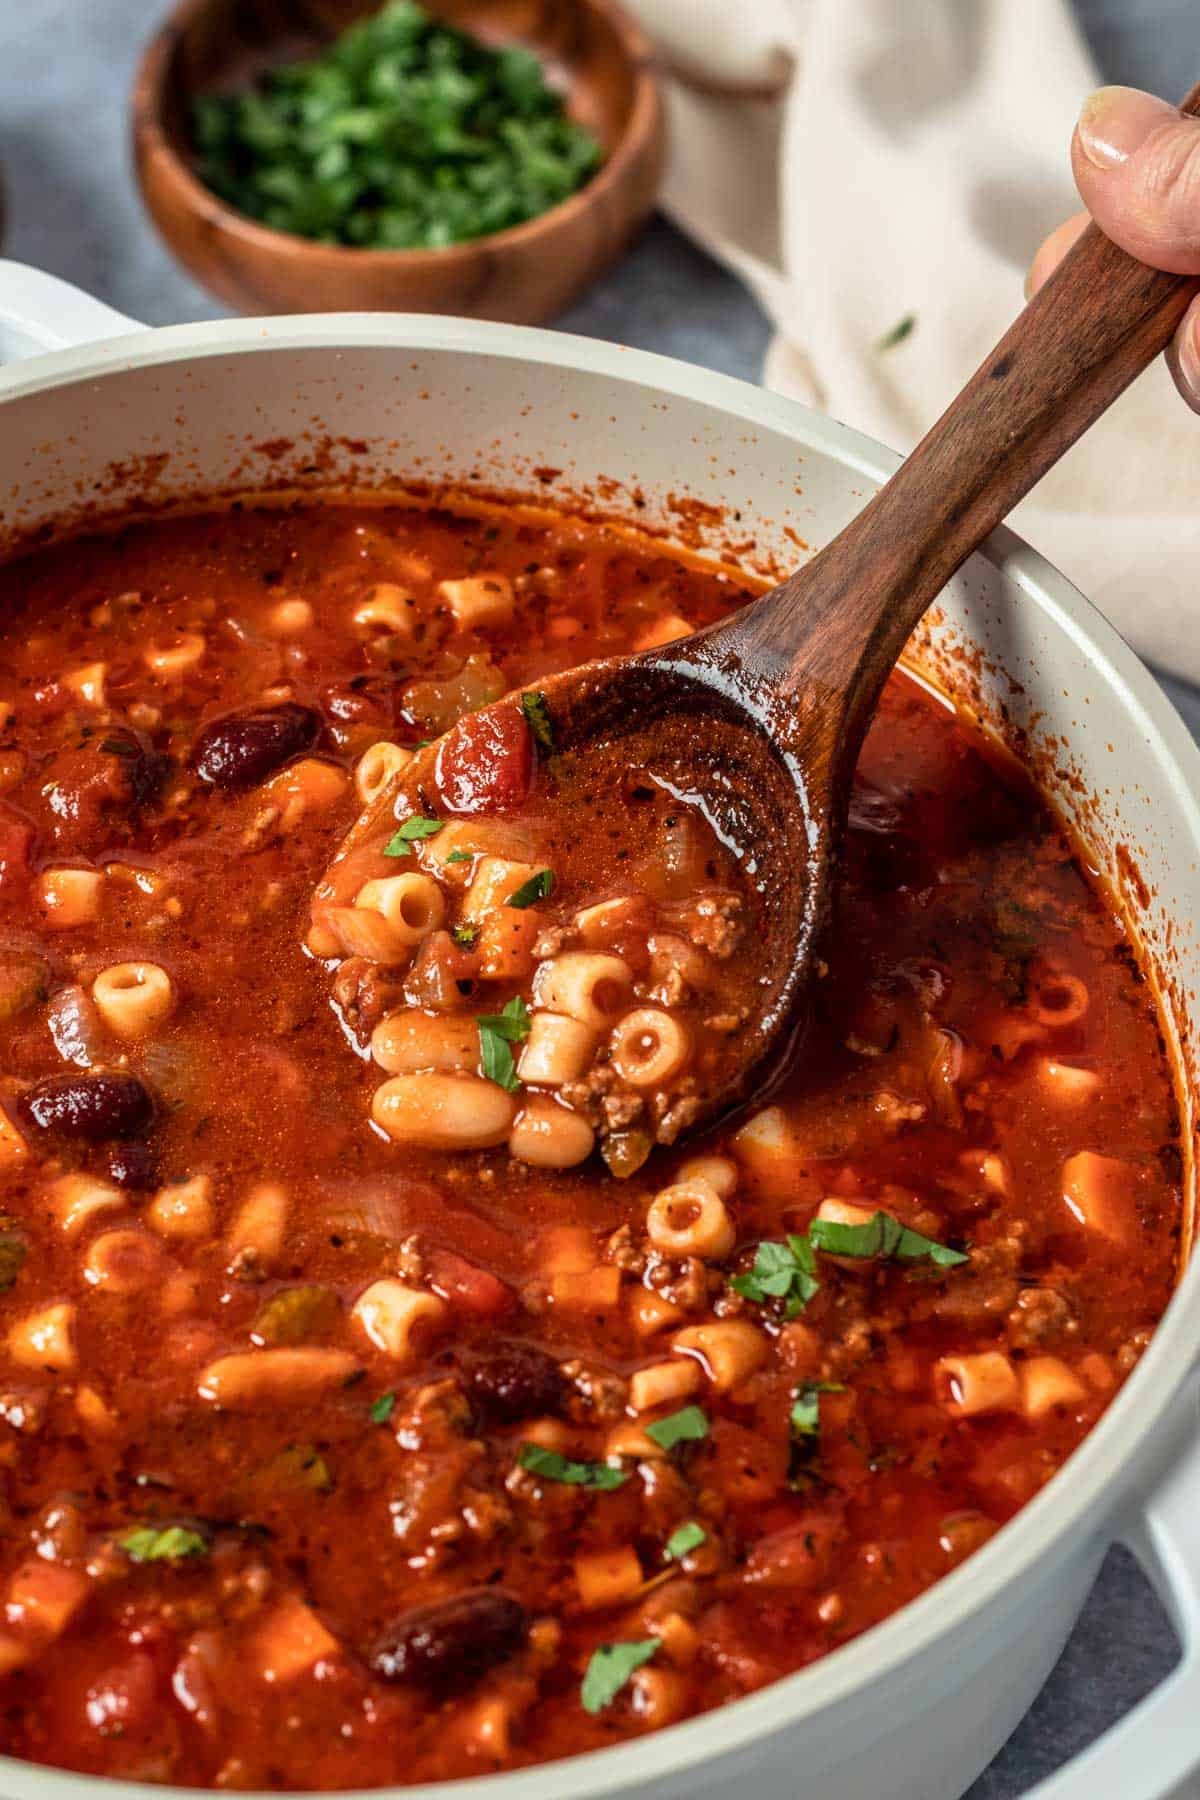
189, 1, 603, 254
507, 869, 554, 908
645, 1405, 709, 1451
446, 849, 473, 864
477, 995, 532, 1093
384, 815, 444, 857
790, 1381, 845, 1440
452, 922, 480, 947
370, 1391, 396, 1425
877, 312, 916, 350
521, 689, 555, 753
730, 1233, 821, 1316
581, 1638, 660, 1714
807, 1211, 968, 1268
664, 1521, 706, 1561
517, 1442, 627, 1490
120, 1525, 209, 1563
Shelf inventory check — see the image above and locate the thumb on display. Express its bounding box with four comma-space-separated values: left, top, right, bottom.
1072, 85, 1200, 274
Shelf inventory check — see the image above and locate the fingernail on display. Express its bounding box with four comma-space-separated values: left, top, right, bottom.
1172, 308, 1200, 412
1076, 85, 1180, 171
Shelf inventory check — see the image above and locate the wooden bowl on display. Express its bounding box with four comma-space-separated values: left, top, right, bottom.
132, 0, 664, 322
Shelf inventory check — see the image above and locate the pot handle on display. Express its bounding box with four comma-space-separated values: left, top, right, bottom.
0, 261, 142, 365
1025, 1376, 1200, 1800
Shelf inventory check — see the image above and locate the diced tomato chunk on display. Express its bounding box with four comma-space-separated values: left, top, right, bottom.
425, 1246, 515, 1317
84, 1650, 161, 1736
0, 808, 34, 887
435, 704, 533, 815
742, 1510, 844, 1592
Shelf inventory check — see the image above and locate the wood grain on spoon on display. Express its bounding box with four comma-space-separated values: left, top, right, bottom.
317, 78, 1200, 1149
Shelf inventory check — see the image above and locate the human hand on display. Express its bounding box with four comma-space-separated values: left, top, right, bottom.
1029, 86, 1200, 412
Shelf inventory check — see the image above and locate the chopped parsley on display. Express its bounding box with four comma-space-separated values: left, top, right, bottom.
384, 815, 444, 857
581, 1638, 660, 1714
664, 1521, 706, 1561
790, 1381, 845, 1440
120, 1525, 209, 1563
517, 1443, 627, 1490
507, 868, 554, 908
877, 312, 916, 350
645, 1405, 709, 1451
733, 1213, 968, 1317
521, 689, 555, 753
189, 0, 603, 252
370, 1391, 396, 1425
476, 995, 532, 1093
446, 849, 473, 864
730, 1234, 820, 1317
451, 922, 480, 948
807, 1211, 967, 1267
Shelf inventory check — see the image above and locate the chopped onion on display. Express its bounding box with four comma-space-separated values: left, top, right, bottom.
47, 985, 104, 1068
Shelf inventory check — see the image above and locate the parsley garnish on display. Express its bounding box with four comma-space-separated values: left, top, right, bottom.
508, 869, 554, 908
877, 312, 916, 350
645, 1405, 709, 1451
446, 849, 473, 864
730, 1235, 820, 1317
517, 1443, 627, 1490
476, 995, 531, 1092
370, 1391, 396, 1425
521, 689, 555, 753
790, 1381, 845, 1440
664, 1521, 706, 1561
189, 2, 603, 254
120, 1525, 208, 1563
807, 1211, 967, 1267
384, 816, 444, 857
452, 923, 480, 947
581, 1638, 660, 1714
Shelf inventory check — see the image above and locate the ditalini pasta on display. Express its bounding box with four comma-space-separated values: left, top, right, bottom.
0, 497, 1181, 1789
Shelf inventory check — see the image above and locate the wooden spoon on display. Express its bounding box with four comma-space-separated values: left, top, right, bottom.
320, 89, 1200, 1154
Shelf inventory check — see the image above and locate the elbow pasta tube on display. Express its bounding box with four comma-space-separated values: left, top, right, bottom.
354, 583, 422, 636
508, 1096, 596, 1168
355, 740, 412, 806
628, 1358, 702, 1413
532, 952, 632, 1030
91, 962, 175, 1038
1038, 1058, 1102, 1103
197, 1348, 361, 1408
147, 1175, 215, 1243
461, 856, 540, 922
226, 1183, 288, 1270
373, 1072, 516, 1149
266, 597, 313, 635
143, 632, 206, 677
1030, 970, 1090, 1028
516, 1012, 597, 1086
82, 1228, 167, 1295
1061, 1150, 1135, 1244
675, 1154, 738, 1198
609, 1008, 691, 1088
673, 1320, 767, 1391
370, 1010, 479, 1075
355, 873, 446, 946
645, 1179, 735, 1262
46, 1173, 124, 1238
38, 868, 103, 929
352, 1280, 447, 1365
934, 1351, 1020, 1417
1020, 1356, 1088, 1418
437, 573, 515, 628
8, 1302, 77, 1374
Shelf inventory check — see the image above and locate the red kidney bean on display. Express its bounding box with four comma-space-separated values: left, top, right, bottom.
17, 1072, 154, 1142
464, 1341, 562, 1423
370, 1590, 527, 1693
191, 704, 320, 790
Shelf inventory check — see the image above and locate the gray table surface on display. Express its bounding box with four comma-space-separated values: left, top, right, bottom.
1, 2, 1197, 1795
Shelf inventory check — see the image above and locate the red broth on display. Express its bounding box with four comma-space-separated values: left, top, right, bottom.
0, 500, 1181, 1788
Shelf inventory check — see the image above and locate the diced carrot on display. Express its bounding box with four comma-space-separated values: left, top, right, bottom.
551, 1268, 621, 1311
250, 1596, 340, 1683
574, 1546, 643, 1610
6, 1560, 90, 1640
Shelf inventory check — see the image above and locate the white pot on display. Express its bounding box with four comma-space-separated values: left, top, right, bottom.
0, 261, 1196, 1800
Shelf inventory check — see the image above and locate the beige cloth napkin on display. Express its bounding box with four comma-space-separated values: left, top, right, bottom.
629, 0, 1200, 681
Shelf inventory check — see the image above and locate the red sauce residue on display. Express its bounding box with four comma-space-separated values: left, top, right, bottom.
0, 496, 1182, 1789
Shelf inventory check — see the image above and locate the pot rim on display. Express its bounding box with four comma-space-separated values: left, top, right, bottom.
1, 310, 1198, 1799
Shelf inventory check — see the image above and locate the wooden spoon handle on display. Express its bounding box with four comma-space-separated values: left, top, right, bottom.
758, 78, 1200, 731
